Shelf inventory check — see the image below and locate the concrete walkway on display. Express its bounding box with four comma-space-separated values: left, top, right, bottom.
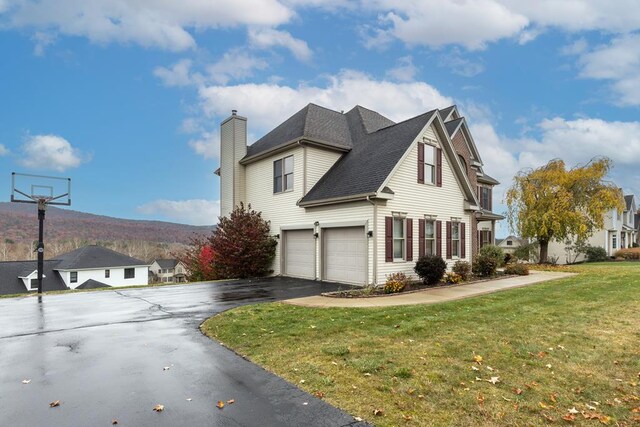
286, 270, 576, 308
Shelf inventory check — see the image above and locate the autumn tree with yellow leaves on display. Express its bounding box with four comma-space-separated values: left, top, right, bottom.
506, 158, 624, 263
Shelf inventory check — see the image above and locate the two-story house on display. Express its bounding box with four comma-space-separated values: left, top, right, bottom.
547, 193, 637, 263
149, 259, 188, 283
216, 104, 502, 285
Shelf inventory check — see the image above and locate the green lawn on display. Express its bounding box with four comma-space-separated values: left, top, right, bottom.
202, 263, 640, 426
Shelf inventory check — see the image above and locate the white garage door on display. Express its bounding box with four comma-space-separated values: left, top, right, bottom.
283, 229, 315, 279
323, 227, 367, 284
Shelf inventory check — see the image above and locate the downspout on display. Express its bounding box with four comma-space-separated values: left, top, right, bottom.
366, 196, 377, 285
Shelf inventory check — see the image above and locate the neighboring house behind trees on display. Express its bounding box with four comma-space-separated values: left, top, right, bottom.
215, 104, 503, 285
496, 235, 526, 255
0, 245, 149, 295
547, 193, 637, 264
149, 259, 187, 283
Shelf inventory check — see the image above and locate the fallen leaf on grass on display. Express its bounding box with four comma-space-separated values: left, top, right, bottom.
153, 404, 164, 412
487, 376, 500, 385
49, 401, 60, 408
542, 412, 555, 422
373, 408, 384, 416
562, 414, 576, 422
513, 388, 523, 395
22, 379, 31, 384
471, 366, 480, 371
402, 414, 413, 421
568, 407, 579, 414
216, 401, 225, 409
313, 391, 325, 398
354, 417, 363, 422
550, 393, 558, 403
545, 364, 553, 369
632, 407, 640, 413
539, 402, 552, 409
477, 393, 485, 406
473, 354, 483, 364
299, 380, 305, 384
586, 404, 597, 411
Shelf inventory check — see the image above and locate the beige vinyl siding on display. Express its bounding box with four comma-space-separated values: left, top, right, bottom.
234, 120, 247, 208
304, 146, 342, 194
547, 229, 608, 264
377, 124, 472, 283
245, 147, 374, 283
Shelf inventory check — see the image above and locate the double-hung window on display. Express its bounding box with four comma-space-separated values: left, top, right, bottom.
424, 145, 436, 185
451, 222, 460, 257
273, 155, 294, 193
393, 218, 405, 261
124, 268, 135, 279
425, 219, 435, 255
70, 271, 78, 283
480, 186, 491, 210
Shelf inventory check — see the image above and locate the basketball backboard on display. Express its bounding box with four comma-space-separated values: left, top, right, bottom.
11, 172, 71, 206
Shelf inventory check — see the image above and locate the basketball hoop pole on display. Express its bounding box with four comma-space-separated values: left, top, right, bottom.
36, 199, 46, 294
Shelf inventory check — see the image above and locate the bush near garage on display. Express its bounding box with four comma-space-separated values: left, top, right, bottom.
504, 263, 530, 275
585, 245, 608, 262
384, 272, 409, 294
472, 254, 499, 277
414, 254, 447, 286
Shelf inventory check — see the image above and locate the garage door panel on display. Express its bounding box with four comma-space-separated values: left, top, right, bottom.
323, 227, 366, 284
284, 230, 315, 279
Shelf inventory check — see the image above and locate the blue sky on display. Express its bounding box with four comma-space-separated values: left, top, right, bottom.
1, 1, 639, 234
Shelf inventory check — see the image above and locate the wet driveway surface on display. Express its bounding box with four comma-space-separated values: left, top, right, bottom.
0, 278, 363, 426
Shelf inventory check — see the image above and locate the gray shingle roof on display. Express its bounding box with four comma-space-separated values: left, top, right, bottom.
624, 194, 634, 211
155, 259, 179, 269
300, 108, 437, 204
444, 117, 463, 137
0, 260, 67, 295
477, 173, 500, 185
439, 105, 457, 121
76, 279, 111, 289
245, 103, 352, 159
55, 245, 147, 270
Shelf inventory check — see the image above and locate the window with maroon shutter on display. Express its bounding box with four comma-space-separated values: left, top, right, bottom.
436, 148, 442, 187
417, 143, 424, 184
488, 188, 492, 211
406, 218, 413, 261
488, 230, 493, 246
461, 223, 466, 258
385, 217, 393, 262
436, 220, 442, 257
418, 219, 425, 257
446, 221, 452, 259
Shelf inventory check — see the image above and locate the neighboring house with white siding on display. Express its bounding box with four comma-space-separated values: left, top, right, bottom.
215, 104, 503, 285
547, 193, 637, 264
149, 259, 187, 283
0, 245, 149, 295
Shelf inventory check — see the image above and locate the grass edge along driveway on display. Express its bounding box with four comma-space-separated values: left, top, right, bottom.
202, 263, 640, 426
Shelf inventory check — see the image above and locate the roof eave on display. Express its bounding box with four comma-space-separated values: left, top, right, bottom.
298, 192, 381, 208
240, 137, 350, 165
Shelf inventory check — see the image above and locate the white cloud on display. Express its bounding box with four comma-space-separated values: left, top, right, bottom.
5, 0, 293, 51
385, 55, 417, 82
207, 49, 269, 84
559, 38, 588, 56
153, 59, 199, 87
363, 0, 529, 50
574, 34, 640, 106
438, 49, 485, 77
31, 31, 56, 56
197, 69, 453, 136
188, 130, 219, 160
20, 134, 88, 172
137, 199, 220, 225
0, 144, 8, 156
248, 27, 312, 61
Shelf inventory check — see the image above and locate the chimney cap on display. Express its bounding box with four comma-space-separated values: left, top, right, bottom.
232, 109, 237, 115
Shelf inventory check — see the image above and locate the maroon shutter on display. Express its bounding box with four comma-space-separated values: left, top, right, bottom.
446, 221, 452, 259
417, 143, 424, 184
406, 218, 413, 261
436, 220, 442, 257
436, 148, 443, 187
385, 217, 393, 262
488, 230, 493, 245
418, 219, 425, 257
461, 222, 466, 259
478, 231, 482, 248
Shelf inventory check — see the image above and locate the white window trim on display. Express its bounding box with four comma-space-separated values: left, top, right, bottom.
424, 218, 436, 256
423, 143, 436, 186
393, 217, 406, 262
451, 221, 461, 258
273, 155, 294, 194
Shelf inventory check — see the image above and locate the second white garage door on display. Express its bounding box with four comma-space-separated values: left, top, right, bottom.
283, 229, 315, 279
323, 227, 367, 284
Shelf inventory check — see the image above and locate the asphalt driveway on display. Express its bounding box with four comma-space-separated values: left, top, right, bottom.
0, 278, 363, 426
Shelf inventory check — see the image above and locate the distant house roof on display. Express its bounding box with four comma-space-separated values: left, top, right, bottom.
154, 259, 179, 269
624, 194, 634, 211
0, 260, 67, 295
76, 279, 111, 289
54, 245, 147, 270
